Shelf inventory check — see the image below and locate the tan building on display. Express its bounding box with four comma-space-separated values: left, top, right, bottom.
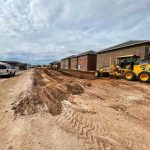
97, 40, 150, 69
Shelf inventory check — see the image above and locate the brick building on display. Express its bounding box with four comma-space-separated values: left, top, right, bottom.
97, 40, 150, 69
61, 57, 70, 69
61, 55, 75, 69
49, 61, 60, 69
70, 55, 78, 70
77, 51, 96, 71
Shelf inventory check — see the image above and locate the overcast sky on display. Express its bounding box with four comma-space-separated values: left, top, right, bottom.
0, 0, 150, 64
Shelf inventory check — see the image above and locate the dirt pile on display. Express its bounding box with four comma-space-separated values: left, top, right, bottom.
13, 68, 84, 116
66, 83, 84, 95
41, 87, 68, 115
12, 90, 45, 116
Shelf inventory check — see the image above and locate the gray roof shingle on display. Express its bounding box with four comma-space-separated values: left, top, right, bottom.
77, 50, 96, 57
97, 40, 150, 53
50, 61, 60, 64
61, 50, 96, 60
61, 55, 77, 60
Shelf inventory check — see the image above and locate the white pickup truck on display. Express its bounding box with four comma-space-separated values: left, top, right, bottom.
0, 62, 16, 77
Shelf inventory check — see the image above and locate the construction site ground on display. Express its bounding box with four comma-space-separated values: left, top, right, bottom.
0, 68, 150, 150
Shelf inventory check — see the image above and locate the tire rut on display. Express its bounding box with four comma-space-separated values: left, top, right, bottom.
54, 101, 149, 150
55, 108, 124, 150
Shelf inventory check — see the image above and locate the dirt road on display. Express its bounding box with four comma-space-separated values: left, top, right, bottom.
0, 71, 24, 83
0, 68, 150, 150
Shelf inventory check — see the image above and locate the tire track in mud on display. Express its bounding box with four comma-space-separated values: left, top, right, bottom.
54, 101, 148, 150
42, 69, 63, 82
54, 104, 120, 150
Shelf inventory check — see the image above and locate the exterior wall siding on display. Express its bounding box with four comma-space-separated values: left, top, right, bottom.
70, 57, 78, 70
97, 44, 147, 69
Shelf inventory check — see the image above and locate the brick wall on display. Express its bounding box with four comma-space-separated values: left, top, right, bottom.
88, 55, 96, 71
77, 55, 96, 71
148, 45, 150, 61
64, 59, 70, 69
70, 57, 78, 70
61, 59, 70, 69
61, 60, 65, 69
97, 44, 147, 69
145, 44, 150, 60
78, 56, 88, 71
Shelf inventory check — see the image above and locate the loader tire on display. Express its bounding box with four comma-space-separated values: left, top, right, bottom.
102, 72, 109, 77
138, 71, 150, 83
95, 71, 100, 77
7, 72, 12, 78
125, 71, 136, 81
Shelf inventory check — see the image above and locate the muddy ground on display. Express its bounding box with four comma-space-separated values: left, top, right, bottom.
0, 68, 150, 150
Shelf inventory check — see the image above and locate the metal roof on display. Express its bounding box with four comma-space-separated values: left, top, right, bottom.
97, 40, 150, 54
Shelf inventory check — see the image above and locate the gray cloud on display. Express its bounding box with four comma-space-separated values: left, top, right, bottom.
0, 0, 150, 64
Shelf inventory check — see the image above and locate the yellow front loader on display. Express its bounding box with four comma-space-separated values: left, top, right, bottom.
95, 55, 150, 83
126, 62, 150, 83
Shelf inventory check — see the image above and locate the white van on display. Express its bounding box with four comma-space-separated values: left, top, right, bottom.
0, 62, 16, 77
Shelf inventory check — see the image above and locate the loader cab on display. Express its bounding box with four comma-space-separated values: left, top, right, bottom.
135, 59, 150, 65
117, 55, 140, 70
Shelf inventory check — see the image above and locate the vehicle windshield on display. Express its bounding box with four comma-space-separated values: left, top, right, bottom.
0, 65, 7, 69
